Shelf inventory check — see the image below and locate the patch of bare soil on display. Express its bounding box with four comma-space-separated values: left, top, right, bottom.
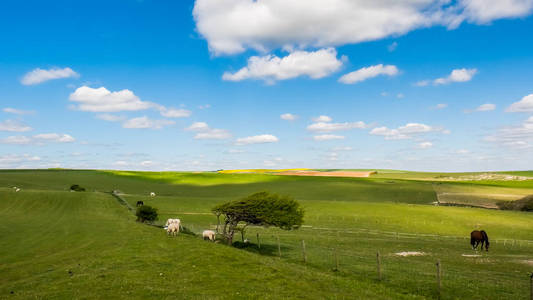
277, 170, 376, 178
395, 251, 426, 257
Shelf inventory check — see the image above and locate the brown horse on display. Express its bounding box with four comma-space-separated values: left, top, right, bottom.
470, 230, 490, 251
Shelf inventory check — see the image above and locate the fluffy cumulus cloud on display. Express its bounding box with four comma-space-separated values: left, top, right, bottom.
338, 64, 399, 84
1, 133, 75, 145
69, 86, 191, 120
236, 134, 279, 145
313, 134, 345, 141
418, 68, 477, 86
506, 94, 533, 112
312, 115, 332, 122
222, 48, 343, 82
96, 114, 126, 122
185, 122, 232, 140
0, 120, 32, 132
122, 116, 175, 129
370, 123, 445, 140
307, 115, 368, 133
475, 103, 496, 111
3, 108, 35, 115
193, 0, 533, 55
280, 113, 298, 121
69, 86, 154, 112
21, 67, 79, 85
485, 116, 533, 149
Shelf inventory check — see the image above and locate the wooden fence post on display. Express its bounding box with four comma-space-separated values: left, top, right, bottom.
530, 273, 533, 300
257, 233, 260, 249
277, 235, 281, 258
377, 251, 382, 281
436, 260, 442, 299
301, 240, 307, 264
334, 248, 339, 271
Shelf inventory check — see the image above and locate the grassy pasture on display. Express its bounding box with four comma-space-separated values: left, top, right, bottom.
0, 169, 532, 299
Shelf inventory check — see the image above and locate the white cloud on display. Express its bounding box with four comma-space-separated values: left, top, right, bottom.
0, 154, 41, 168
434, 103, 448, 109
198, 104, 211, 110
307, 121, 367, 132
396, 93, 405, 99
280, 113, 298, 121
370, 123, 443, 140
339, 64, 399, 84
485, 116, 533, 149
388, 42, 398, 52
96, 114, 126, 122
313, 134, 345, 141
506, 94, 533, 112
1, 133, 75, 145
417, 141, 433, 149
186, 122, 210, 131
21, 67, 79, 85
122, 116, 175, 129
0, 136, 32, 145
0, 120, 32, 132
3, 108, 35, 115
236, 134, 279, 145
312, 115, 332, 123
159, 107, 192, 118
193, 0, 532, 55
222, 48, 343, 82
332, 146, 353, 151
185, 122, 231, 140
460, 0, 533, 24
415, 80, 430, 87
33, 133, 75, 143
69, 86, 155, 112
433, 68, 478, 85
475, 103, 496, 111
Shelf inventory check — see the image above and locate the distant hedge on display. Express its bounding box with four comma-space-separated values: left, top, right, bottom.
497, 195, 533, 212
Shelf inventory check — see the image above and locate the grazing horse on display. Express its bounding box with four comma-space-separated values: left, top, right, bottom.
136, 200, 144, 207
471, 230, 490, 251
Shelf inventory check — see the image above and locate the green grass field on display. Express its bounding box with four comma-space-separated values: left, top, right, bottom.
1, 169, 532, 299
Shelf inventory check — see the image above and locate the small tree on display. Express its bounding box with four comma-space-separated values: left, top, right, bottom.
212, 191, 304, 245
136, 205, 158, 223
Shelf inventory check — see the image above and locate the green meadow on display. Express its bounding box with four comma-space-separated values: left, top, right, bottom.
1, 169, 532, 299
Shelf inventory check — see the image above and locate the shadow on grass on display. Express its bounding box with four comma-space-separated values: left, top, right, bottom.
232, 241, 292, 257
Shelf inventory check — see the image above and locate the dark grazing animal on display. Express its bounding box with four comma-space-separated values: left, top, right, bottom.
470, 230, 490, 251
136, 200, 144, 207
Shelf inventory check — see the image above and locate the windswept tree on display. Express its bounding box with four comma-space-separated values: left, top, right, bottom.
212, 191, 304, 245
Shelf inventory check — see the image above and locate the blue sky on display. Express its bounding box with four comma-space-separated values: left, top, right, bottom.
1, 0, 533, 171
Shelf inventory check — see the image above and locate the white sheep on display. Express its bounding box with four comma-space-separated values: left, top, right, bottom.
202, 230, 216, 241
150, 192, 156, 197
167, 223, 180, 236
15, 188, 21, 192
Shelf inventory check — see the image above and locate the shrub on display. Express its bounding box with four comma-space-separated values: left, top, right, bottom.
70, 184, 85, 192
497, 195, 533, 212
136, 205, 158, 223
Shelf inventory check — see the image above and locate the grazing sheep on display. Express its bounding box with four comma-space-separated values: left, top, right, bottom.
202, 230, 216, 241
165, 218, 181, 235
15, 188, 20, 192
243, 238, 250, 244
167, 223, 180, 236
150, 192, 156, 197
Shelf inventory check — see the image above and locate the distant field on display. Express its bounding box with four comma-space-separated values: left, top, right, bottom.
0, 169, 532, 299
